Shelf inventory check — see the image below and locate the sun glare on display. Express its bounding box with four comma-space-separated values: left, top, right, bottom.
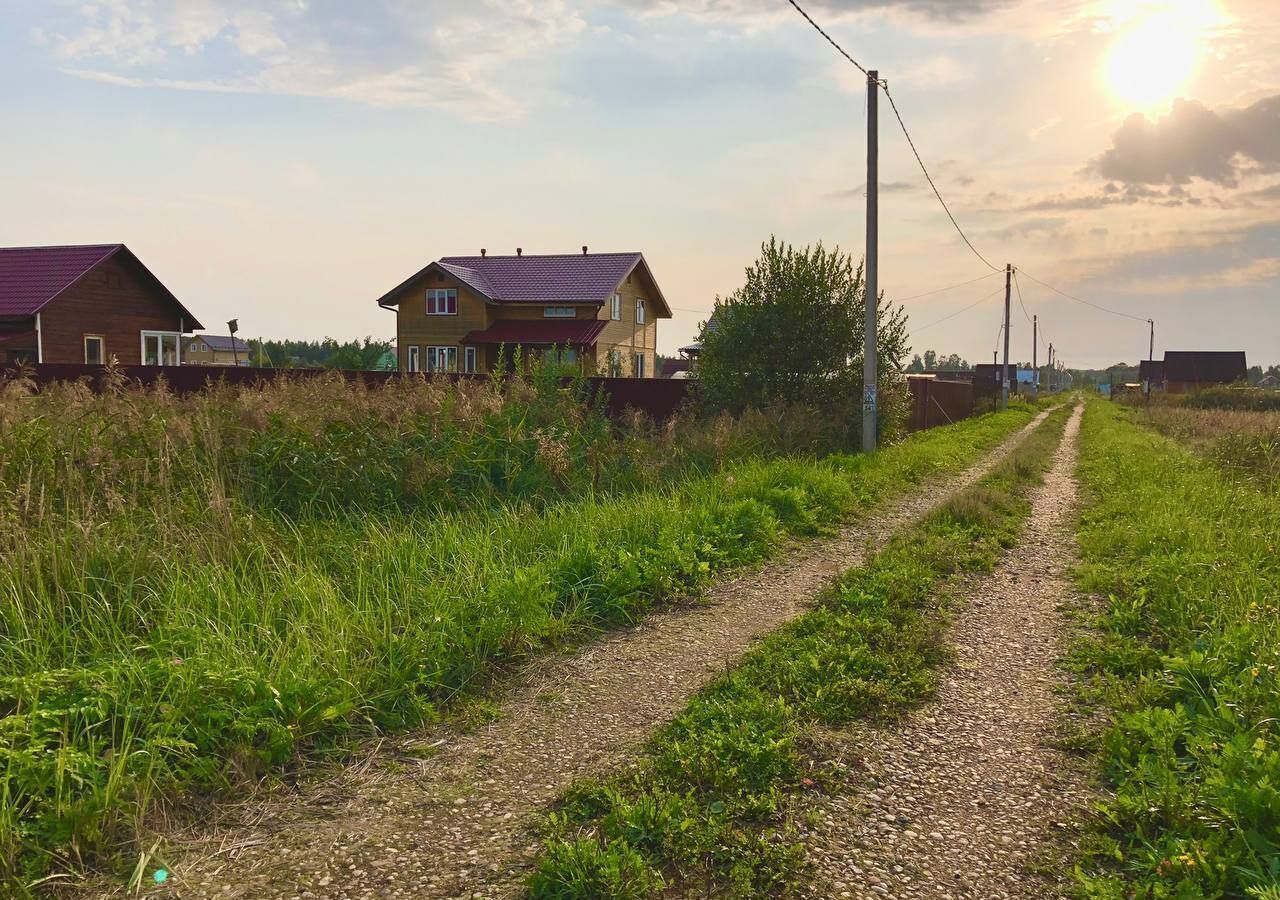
1102, 1, 1224, 111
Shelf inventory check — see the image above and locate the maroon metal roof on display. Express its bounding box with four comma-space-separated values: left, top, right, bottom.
0, 243, 203, 329
1163, 351, 1247, 383
437, 253, 640, 303
0, 244, 120, 317
376, 251, 673, 315
461, 319, 608, 346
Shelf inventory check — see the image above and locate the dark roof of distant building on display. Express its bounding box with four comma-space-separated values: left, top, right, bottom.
679, 313, 722, 354
376, 251, 672, 316
461, 319, 608, 346
1138, 359, 1164, 381
0, 243, 203, 328
1163, 351, 1247, 383
191, 334, 249, 352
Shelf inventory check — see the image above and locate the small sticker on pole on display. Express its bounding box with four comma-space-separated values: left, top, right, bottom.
863, 385, 877, 414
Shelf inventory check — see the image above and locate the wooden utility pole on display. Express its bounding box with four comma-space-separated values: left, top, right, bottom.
862, 70, 880, 454
1001, 264, 1012, 408
1033, 314, 1038, 394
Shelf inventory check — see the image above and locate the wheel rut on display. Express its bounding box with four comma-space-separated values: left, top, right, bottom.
801, 403, 1091, 900
94, 412, 1054, 900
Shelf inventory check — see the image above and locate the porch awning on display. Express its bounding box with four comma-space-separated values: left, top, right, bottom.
461, 320, 607, 346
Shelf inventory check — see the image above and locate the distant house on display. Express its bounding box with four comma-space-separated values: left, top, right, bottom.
185, 334, 249, 366
660, 357, 691, 379
1162, 351, 1247, 394
1138, 359, 1164, 389
678, 313, 720, 372
375, 248, 672, 377
0, 244, 202, 365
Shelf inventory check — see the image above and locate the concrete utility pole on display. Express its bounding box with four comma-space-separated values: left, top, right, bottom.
1033, 314, 1038, 393
862, 70, 880, 454
1048, 343, 1054, 392
1001, 264, 1012, 408
1146, 318, 1155, 405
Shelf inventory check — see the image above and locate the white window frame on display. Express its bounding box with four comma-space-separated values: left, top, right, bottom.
84, 335, 105, 365
140, 331, 181, 366
463, 346, 477, 373
609, 349, 622, 378
635, 298, 646, 325
426, 346, 457, 373
407, 345, 421, 373
543, 306, 575, 318
634, 353, 645, 378
611, 293, 621, 321
426, 288, 458, 316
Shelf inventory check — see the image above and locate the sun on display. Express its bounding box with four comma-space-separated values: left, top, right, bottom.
1102, 1, 1224, 111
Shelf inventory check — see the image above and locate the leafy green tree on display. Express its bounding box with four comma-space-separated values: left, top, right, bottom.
906, 353, 924, 373
923, 349, 937, 370
696, 237, 910, 442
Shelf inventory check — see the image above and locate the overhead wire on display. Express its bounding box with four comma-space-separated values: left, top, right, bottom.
913, 285, 1006, 332
898, 270, 1001, 303
1017, 267, 1149, 323
881, 84, 1001, 273
785, 0, 869, 75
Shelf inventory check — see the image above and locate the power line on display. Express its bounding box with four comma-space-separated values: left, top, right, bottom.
914, 284, 1006, 332
1017, 267, 1149, 323
1012, 268, 1034, 326
785, 0, 868, 75
882, 84, 1001, 273
1012, 271, 1049, 351
898, 270, 1002, 303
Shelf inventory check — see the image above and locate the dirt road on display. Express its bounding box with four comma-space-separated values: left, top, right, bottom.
802, 403, 1091, 899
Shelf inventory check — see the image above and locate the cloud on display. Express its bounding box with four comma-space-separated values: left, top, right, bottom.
831, 180, 919, 199
1112, 256, 1280, 295
1020, 182, 1206, 212
1093, 95, 1280, 187
45, 0, 588, 120
608, 0, 1009, 23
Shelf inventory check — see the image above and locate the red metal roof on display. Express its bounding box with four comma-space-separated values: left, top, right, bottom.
0, 244, 203, 329
376, 251, 672, 316
461, 319, 608, 346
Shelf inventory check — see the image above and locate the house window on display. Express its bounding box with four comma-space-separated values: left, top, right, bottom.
544, 307, 575, 318
426, 346, 457, 373
611, 293, 621, 320
463, 346, 477, 373
426, 288, 457, 315
609, 349, 623, 377
407, 345, 420, 373
84, 335, 104, 365
634, 353, 646, 378
141, 331, 180, 366
636, 298, 646, 324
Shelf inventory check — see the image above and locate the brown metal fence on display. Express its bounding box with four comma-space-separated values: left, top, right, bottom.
0, 363, 692, 420
907, 376, 976, 432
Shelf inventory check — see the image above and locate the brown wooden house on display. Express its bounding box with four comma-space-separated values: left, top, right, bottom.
0, 244, 203, 365
375, 248, 672, 377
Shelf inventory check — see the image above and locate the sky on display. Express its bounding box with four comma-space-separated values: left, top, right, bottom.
0, 0, 1277, 369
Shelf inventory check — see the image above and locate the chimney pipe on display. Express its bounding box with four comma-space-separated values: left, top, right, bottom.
480, 248, 486, 257
517, 247, 523, 256
582, 245, 588, 255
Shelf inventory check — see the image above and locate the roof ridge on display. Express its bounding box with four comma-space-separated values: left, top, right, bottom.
0, 243, 124, 252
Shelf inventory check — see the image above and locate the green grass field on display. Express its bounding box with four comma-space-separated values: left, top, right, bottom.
1070, 400, 1280, 898
527, 405, 1072, 898
0, 370, 1042, 892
